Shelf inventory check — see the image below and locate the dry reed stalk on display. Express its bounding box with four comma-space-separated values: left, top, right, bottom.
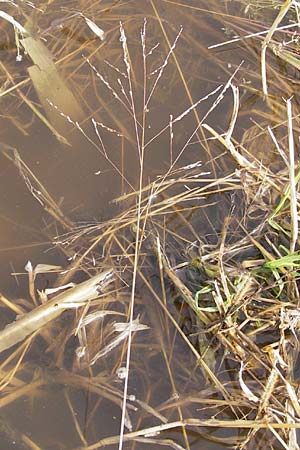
0, 269, 114, 353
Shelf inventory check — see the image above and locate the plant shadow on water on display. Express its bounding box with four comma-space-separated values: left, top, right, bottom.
0, 1, 300, 449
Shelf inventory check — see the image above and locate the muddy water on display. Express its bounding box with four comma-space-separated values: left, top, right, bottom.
0, 1, 290, 449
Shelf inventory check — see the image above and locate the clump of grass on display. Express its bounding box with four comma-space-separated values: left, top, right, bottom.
1, 2, 300, 450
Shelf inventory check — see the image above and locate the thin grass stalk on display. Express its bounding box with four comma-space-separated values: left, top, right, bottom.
74, 417, 300, 450
286, 98, 298, 254
113, 234, 231, 400
0, 337, 33, 391
261, 0, 293, 96
149, 0, 216, 170
118, 21, 146, 450
64, 389, 88, 447
153, 235, 191, 450
21, 434, 43, 450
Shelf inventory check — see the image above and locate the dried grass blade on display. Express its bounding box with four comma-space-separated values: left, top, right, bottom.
0, 293, 24, 315
20, 35, 84, 137
261, 0, 292, 95
0, 61, 70, 145
286, 98, 298, 254
287, 400, 300, 450
3, 149, 74, 231
238, 362, 259, 403
270, 42, 300, 71
0, 10, 27, 34
79, 418, 300, 450
135, 398, 168, 424
226, 84, 239, 142
203, 122, 252, 168
268, 425, 292, 450
90, 318, 148, 365
84, 16, 105, 40
0, 270, 114, 354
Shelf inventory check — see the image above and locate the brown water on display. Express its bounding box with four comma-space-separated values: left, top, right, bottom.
0, 1, 295, 449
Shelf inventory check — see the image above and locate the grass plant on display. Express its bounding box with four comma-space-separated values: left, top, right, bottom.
0, 1, 300, 450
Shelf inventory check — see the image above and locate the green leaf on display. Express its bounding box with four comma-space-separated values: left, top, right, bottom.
264, 254, 300, 269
